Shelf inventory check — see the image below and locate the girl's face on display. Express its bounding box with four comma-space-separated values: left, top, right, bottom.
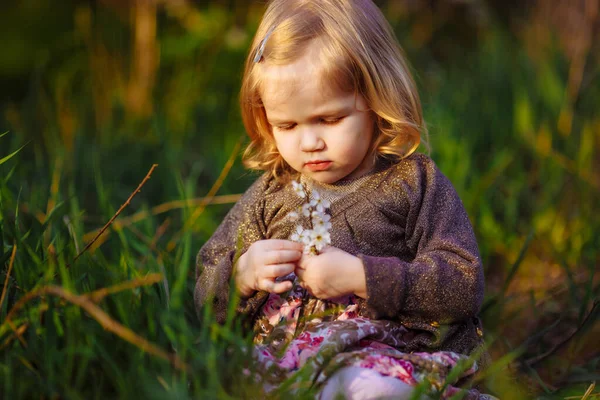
260, 42, 375, 184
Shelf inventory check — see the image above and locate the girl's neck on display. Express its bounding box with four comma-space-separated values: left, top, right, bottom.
299, 167, 378, 205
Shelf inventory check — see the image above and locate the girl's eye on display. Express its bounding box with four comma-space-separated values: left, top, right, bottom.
276, 123, 296, 131
321, 116, 344, 125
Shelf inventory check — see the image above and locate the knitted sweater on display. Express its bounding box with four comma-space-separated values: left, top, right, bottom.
195, 153, 485, 356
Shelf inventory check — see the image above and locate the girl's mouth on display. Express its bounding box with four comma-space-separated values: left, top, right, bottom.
305, 161, 332, 172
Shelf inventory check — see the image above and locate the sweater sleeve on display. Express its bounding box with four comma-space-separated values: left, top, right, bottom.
360, 155, 484, 324
194, 174, 269, 324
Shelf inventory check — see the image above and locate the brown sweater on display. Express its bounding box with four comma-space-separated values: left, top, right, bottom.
195, 153, 486, 356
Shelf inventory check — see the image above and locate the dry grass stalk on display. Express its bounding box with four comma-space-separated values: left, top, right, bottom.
6, 319, 27, 348
564, 382, 598, 399
0, 322, 28, 351
20, 193, 242, 246
0, 243, 17, 311
581, 382, 596, 399
71, 163, 158, 265
85, 273, 164, 303
150, 217, 171, 250
166, 138, 243, 251
2, 284, 190, 372
136, 218, 172, 268
525, 301, 599, 366
81, 193, 241, 246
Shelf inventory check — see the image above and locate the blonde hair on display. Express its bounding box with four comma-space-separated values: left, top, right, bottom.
240, 0, 427, 181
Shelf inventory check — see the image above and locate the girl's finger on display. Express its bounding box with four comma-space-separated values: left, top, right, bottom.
258, 278, 292, 293
264, 263, 295, 278
263, 239, 304, 251
271, 280, 293, 294
257, 278, 274, 292
264, 249, 302, 265
297, 255, 309, 270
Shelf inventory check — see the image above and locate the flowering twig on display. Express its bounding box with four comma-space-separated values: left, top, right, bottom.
288, 180, 331, 255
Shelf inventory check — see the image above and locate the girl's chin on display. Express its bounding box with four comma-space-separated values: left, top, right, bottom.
305, 172, 345, 185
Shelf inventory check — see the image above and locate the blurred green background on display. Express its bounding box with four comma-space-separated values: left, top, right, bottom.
1, 0, 599, 398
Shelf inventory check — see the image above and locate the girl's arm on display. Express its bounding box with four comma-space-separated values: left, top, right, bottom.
359, 155, 484, 324
194, 174, 269, 324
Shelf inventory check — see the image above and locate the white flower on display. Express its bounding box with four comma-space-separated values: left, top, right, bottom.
288, 211, 299, 221
303, 244, 315, 255
312, 211, 332, 231
291, 226, 312, 245
309, 189, 331, 212
309, 229, 331, 252
309, 189, 321, 206
290, 225, 304, 242
302, 203, 312, 217
300, 230, 312, 245
311, 210, 330, 222
292, 180, 306, 198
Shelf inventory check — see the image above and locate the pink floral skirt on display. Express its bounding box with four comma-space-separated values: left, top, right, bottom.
252, 279, 482, 398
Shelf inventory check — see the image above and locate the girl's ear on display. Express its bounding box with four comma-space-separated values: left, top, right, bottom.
353, 91, 371, 113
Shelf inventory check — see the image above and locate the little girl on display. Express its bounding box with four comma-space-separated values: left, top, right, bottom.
195, 0, 491, 398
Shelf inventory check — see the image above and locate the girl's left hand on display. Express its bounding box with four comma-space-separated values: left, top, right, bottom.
295, 246, 367, 299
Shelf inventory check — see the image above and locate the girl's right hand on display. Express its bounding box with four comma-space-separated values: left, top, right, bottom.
235, 239, 303, 298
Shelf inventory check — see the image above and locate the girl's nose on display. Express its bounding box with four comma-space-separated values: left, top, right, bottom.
300, 128, 325, 152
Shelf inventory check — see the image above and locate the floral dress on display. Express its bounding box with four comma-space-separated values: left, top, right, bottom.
252, 275, 481, 398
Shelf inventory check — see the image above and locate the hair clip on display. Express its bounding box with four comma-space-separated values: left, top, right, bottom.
253, 26, 275, 63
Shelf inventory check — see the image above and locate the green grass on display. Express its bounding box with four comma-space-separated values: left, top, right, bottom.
1, 1, 599, 398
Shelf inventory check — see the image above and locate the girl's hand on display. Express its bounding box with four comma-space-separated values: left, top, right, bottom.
295, 246, 367, 299
235, 239, 303, 298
